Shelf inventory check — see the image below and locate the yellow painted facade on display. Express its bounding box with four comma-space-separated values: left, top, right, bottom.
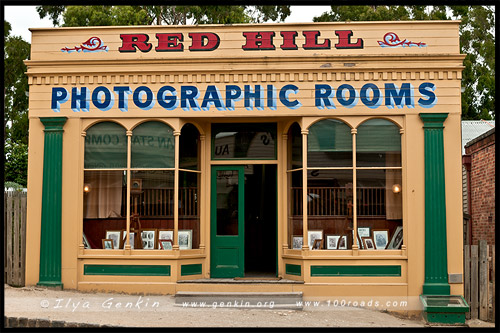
25, 21, 465, 308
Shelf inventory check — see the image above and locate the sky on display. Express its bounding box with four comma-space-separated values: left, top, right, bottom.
4, 5, 333, 43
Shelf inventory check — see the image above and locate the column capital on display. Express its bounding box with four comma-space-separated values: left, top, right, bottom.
40, 117, 67, 131
419, 113, 448, 128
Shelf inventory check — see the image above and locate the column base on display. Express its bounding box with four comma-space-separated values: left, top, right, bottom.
37, 281, 64, 290
423, 282, 450, 295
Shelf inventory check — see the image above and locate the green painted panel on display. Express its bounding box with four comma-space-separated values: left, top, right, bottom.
310, 265, 401, 277
84, 265, 171, 276
38, 117, 67, 288
285, 264, 301, 276
423, 312, 466, 324
420, 113, 451, 296
181, 264, 202, 276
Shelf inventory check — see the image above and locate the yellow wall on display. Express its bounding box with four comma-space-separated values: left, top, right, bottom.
25, 21, 465, 298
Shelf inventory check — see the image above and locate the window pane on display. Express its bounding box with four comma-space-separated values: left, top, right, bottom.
179, 171, 200, 249
356, 169, 402, 250
130, 170, 174, 217
83, 170, 126, 249
129, 170, 175, 250
356, 119, 401, 167
216, 169, 239, 235
132, 121, 174, 168
308, 119, 352, 167
212, 123, 276, 160
180, 123, 200, 170
307, 169, 354, 250
288, 122, 302, 169
85, 122, 127, 169
288, 170, 303, 249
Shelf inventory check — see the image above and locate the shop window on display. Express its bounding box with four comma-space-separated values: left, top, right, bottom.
356, 119, 402, 251
306, 119, 354, 250
287, 123, 303, 249
179, 123, 201, 249
302, 118, 403, 251
83, 120, 201, 250
212, 123, 277, 160
83, 122, 127, 249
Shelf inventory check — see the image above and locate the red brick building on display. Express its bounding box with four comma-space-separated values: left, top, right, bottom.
463, 127, 495, 246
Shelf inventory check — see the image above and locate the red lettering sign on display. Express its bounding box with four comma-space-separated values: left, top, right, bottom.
119, 34, 152, 52
188, 32, 220, 51
335, 30, 363, 49
242, 32, 276, 50
156, 33, 184, 52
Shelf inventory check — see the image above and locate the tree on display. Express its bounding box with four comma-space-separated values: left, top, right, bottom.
314, 5, 495, 120
4, 20, 31, 186
36, 5, 291, 26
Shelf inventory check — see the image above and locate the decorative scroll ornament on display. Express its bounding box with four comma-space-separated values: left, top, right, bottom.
378, 32, 426, 48
61, 37, 108, 53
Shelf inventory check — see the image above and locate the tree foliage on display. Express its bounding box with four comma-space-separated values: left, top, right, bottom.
36, 5, 291, 26
314, 5, 495, 120
4, 20, 31, 186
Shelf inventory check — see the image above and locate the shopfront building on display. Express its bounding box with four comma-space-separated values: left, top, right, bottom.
25, 21, 466, 313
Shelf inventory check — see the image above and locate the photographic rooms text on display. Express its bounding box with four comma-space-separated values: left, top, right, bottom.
51, 82, 437, 112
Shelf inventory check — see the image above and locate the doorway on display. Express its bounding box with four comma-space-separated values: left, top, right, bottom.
210, 164, 277, 278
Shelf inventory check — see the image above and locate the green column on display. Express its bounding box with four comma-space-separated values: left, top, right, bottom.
37, 117, 67, 288
419, 113, 450, 295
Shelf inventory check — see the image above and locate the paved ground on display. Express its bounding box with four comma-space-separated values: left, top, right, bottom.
3, 285, 495, 328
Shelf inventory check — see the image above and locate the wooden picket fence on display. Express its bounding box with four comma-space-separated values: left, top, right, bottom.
464, 240, 495, 322
4, 191, 27, 287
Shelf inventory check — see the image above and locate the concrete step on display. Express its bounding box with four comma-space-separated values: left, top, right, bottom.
174, 291, 303, 310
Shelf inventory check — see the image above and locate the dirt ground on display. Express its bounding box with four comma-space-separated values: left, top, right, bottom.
3, 285, 494, 328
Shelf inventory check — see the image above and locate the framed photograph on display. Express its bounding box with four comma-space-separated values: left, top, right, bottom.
292, 235, 303, 250
308, 230, 323, 250
159, 239, 173, 250
372, 229, 390, 250
102, 239, 114, 249
326, 235, 340, 250
337, 235, 347, 250
312, 238, 323, 250
83, 233, 91, 249
141, 229, 157, 249
362, 237, 375, 250
357, 227, 371, 238
131, 178, 142, 193
121, 231, 136, 249
158, 229, 174, 242
178, 229, 192, 250
387, 226, 403, 250
105, 230, 122, 250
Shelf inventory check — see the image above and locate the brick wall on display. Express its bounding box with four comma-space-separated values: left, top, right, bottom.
464, 128, 495, 246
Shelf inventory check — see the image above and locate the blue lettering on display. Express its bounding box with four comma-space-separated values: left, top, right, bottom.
244, 85, 264, 110
336, 84, 358, 108
225, 85, 242, 111
201, 85, 225, 111
385, 83, 414, 109
51, 87, 69, 112
315, 84, 336, 109
113, 86, 132, 112
181, 86, 201, 111
71, 87, 90, 112
133, 86, 155, 110
267, 85, 277, 110
418, 82, 437, 108
158, 86, 179, 110
360, 83, 382, 109
279, 84, 301, 109
92, 86, 114, 111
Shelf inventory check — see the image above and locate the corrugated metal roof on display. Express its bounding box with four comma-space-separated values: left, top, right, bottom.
461, 120, 495, 154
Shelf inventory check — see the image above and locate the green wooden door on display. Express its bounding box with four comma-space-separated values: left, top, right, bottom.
210, 166, 245, 278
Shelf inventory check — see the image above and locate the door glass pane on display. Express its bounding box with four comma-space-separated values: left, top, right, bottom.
212, 123, 276, 160
216, 170, 239, 235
